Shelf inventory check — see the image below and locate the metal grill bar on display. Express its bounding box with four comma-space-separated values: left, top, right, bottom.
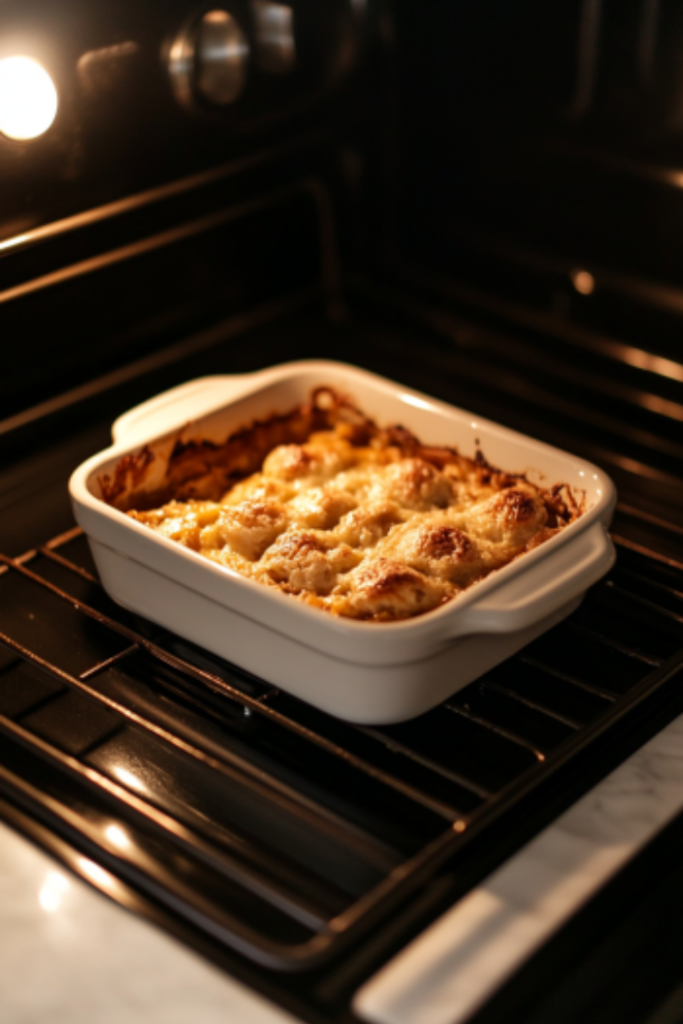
479, 680, 584, 730
0, 551, 464, 822
79, 645, 139, 681
517, 655, 618, 702
442, 702, 546, 760
611, 534, 683, 574
357, 727, 494, 800
40, 543, 100, 585
563, 619, 664, 666
1, 529, 682, 972
369, 281, 683, 485
0, 756, 327, 968
43, 526, 88, 549
601, 580, 683, 626
616, 504, 683, 541
0, 713, 331, 932
0, 629, 397, 870
613, 568, 683, 603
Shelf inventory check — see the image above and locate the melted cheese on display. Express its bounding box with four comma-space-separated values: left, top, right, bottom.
129, 425, 570, 621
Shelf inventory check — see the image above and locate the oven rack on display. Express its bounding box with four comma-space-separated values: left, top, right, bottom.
0, 525, 682, 971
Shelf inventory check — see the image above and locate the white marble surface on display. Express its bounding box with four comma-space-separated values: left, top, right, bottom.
354, 714, 683, 1024
0, 820, 297, 1024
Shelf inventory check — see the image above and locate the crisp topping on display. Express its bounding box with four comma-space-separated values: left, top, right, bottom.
126, 389, 583, 621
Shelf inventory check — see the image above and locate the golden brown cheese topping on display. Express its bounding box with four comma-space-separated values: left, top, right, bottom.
124, 393, 583, 621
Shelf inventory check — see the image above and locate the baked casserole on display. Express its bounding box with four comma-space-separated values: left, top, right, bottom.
103, 387, 583, 622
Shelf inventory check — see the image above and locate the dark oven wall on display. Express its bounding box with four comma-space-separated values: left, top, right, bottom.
0, 0, 372, 432
377, 0, 683, 538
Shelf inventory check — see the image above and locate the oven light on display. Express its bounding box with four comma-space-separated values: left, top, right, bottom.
571, 269, 595, 296
0, 56, 58, 141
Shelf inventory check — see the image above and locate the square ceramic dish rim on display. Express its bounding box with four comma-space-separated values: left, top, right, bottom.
69, 360, 616, 669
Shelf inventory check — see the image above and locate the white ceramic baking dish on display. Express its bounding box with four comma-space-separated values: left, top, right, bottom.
69, 360, 616, 724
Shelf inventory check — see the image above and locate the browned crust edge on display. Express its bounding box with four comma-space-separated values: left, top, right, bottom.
99, 387, 587, 529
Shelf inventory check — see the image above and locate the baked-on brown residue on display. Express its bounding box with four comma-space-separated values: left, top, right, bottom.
99, 446, 155, 507
99, 388, 349, 511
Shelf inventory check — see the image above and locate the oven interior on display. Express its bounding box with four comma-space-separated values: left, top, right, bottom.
1, 2, 683, 1022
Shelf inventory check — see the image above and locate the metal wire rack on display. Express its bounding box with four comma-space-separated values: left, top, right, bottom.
0, 525, 682, 971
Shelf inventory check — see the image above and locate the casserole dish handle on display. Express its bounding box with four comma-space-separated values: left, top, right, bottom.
111, 374, 260, 445
452, 524, 615, 637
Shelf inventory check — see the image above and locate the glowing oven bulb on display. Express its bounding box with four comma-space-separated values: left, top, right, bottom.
0, 56, 58, 141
